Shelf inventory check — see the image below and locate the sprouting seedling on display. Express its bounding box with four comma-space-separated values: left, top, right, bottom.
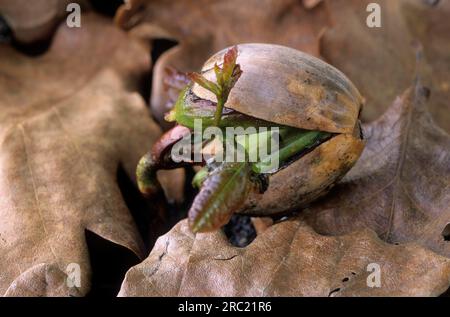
188, 46, 242, 126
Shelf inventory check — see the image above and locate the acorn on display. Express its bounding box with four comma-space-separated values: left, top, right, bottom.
137, 43, 365, 233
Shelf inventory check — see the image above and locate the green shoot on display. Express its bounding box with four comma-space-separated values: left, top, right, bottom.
188, 46, 242, 126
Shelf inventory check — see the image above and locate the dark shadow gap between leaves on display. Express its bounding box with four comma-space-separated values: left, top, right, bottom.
0, 12, 53, 56
89, 0, 124, 17
223, 214, 257, 248
0, 15, 12, 44
116, 164, 167, 253
442, 223, 450, 242
11, 37, 53, 57
439, 285, 450, 297
148, 38, 178, 104
167, 166, 196, 225
3, 0, 124, 57
132, 39, 178, 119
85, 229, 140, 298
6, 10, 54, 58
150, 39, 179, 76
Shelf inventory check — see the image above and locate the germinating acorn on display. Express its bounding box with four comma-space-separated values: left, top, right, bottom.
137, 43, 365, 233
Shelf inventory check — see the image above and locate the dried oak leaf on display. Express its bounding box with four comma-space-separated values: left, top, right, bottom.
403, 0, 450, 134
0, 14, 161, 296
116, 0, 330, 124
0, 0, 87, 44
303, 78, 450, 258
118, 218, 450, 296
321, 0, 450, 132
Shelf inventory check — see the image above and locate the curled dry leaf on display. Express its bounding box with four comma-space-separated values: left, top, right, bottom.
251, 217, 274, 235
0, 0, 86, 44
304, 78, 450, 258
118, 218, 450, 296
116, 0, 330, 124
0, 14, 161, 296
321, 0, 450, 132
161, 67, 191, 121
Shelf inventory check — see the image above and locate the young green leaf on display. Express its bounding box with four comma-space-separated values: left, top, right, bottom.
186, 46, 242, 126
214, 63, 224, 87
192, 166, 209, 189
187, 72, 220, 95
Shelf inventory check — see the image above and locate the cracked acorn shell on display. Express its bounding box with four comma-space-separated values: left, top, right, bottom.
191, 43, 365, 216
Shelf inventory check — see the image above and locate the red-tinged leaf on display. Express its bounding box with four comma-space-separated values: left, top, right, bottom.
188, 72, 220, 95
188, 162, 258, 233
222, 45, 238, 84
214, 47, 242, 125
163, 66, 190, 91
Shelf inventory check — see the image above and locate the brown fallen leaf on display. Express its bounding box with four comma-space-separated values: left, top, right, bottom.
0, 14, 161, 296
0, 0, 86, 44
118, 218, 450, 296
157, 168, 186, 205
303, 77, 450, 258
321, 0, 450, 132
251, 217, 274, 235
116, 0, 331, 124
403, 0, 450, 133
